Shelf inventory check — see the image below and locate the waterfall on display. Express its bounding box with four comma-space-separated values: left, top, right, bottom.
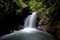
0, 12, 57, 40
24, 12, 37, 28
24, 15, 31, 27
22, 12, 37, 32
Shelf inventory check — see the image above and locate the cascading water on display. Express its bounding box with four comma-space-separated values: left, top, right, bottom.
28, 12, 37, 28
0, 12, 57, 40
24, 12, 37, 28
23, 12, 37, 32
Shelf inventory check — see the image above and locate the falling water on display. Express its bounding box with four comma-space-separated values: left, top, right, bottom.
0, 12, 38, 38
24, 15, 31, 27
22, 12, 38, 32
0, 12, 57, 40
29, 12, 37, 28
24, 12, 37, 28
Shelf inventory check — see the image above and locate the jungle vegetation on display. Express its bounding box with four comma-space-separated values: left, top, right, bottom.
0, 0, 60, 40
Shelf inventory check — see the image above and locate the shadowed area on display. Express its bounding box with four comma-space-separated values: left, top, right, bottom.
0, 12, 57, 40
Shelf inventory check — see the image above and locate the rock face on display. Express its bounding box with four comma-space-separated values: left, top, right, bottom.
0, 30, 57, 40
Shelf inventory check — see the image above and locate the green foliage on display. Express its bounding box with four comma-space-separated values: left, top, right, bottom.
22, 0, 46, 11
0, 0, 59, 15
29, 1, 43, 11
0, 0, 22, 15
0, 0, 60, 40
13, 0, 22, 7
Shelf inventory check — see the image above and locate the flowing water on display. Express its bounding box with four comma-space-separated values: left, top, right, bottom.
24, 12, 37, 28
0, 12, 57, 40
23, 12, 37, 32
